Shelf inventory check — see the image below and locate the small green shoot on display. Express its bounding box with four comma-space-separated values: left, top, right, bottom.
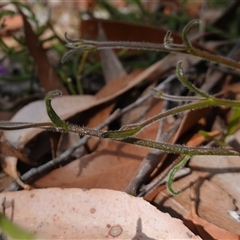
227, 107, 240, 136
167, 155, 190, 195
0, 212, 35, 240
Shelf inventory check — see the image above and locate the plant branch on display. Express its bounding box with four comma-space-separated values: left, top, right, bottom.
44, 90, 239, 157
101, 61, 240, 139
0, 121, 56, 131
62, 20, 240, 71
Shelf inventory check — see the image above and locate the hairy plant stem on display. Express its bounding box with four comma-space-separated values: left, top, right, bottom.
4, 109, 121, 192
44, 90, 239, 157
0, 121, 55, 131
4, 19, 240, 195
102, 95, 240, 139
65, 39, 240, 70
138, 156, 191, 197
167, 155, 191, 195
63, 20, 240, 71
102, 59, 240, 139
176, 61, 211, 98
153, 90, 205, 102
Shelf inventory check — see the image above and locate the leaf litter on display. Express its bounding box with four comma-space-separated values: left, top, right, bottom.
1, 1, 240, 239
0, 188, 201, 239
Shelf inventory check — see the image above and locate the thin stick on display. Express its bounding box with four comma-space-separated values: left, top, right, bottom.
125, 117, 182, 195
138, 156, 190, 197
4, 110, 120, 192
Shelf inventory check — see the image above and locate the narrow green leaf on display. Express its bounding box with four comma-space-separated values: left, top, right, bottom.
0, 10, 16, 19
101, 126, 141, 139
227, 107, 240, 136
45, 90, 70, 130
0, 213, 35, 240
167, 155, 190, 195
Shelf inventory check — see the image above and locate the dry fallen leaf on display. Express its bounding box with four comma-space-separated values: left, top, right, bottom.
0, 14, 23, 37
183, 183, 240, 240
33, 98, 162, 190
151, 126, 240, 237
4, 95, 96, 161
1, 156, 30, 190
80, 18, 183, 45
4, 53, 197, 162
0, 188, 202, 239
0, 134, 31, 164
98, 24, 127, 83
19, 8, 68, 94
153, 154, 240, 236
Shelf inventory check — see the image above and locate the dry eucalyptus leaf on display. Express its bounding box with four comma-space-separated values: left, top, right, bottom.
0, 188, 202, 239
2, 156, 30, 190
20, 8, 68, 94
183, 184, 239, 240
120, 83, 157, 126
80, 18, 183, 45
4, 95, 96, 161
33, 141, 144, 190
33, 99, 162, 190
194, 179, 239, 238
5, 95, 96, 147
0, 134, 31, 164
4, 53, 196, 162
98, 23, 126, 83
153, 154, 240, 236
0, 172, 14, 192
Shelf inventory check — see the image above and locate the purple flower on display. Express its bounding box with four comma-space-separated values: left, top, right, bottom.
0, 65, 8, 76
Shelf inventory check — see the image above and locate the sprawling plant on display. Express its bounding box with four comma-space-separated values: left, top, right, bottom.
1, 20, 240, 195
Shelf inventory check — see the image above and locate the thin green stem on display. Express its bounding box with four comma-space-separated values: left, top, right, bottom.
0, 121, 55, 131
102, 58, 240, 139
0, 91, 238, 163
191, 47, 240, 70
164, 30, 185, 51
181, 20, 240, 70
76, 51, 89, 94
102, 96, 240, 139
65, 127, 239, 156
181, 19, 200, 51
45, 90, 70, 130
61, 32, 185, 63
106, 92, 240, 139
101, 125, 141, 139
44, 90, 239, 156
176, 61, 211, 98
63, 20, 240, 71
167, 155, 190, 195
65, 37, 170, 52
119, 137, 238, 156
140, 95, 240, 126
152, 89, 205, 101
